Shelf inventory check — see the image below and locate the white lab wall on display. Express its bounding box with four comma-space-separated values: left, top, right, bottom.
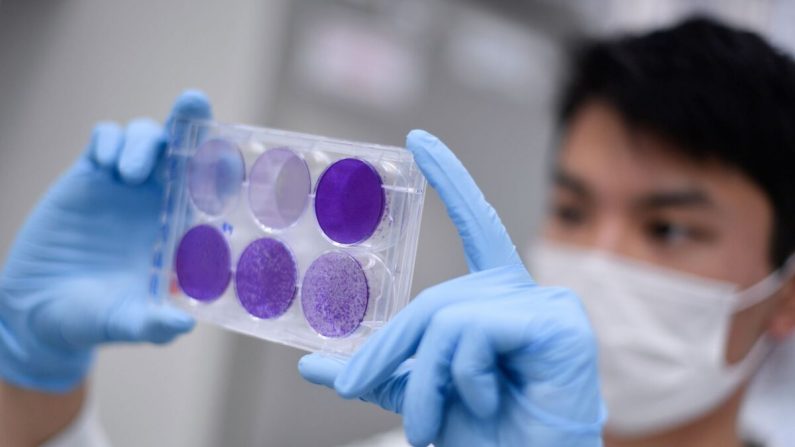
0, 1, 288, 446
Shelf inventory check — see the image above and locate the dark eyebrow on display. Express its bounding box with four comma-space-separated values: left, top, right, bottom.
635, 189, 715, 210
553, 170, 591, 199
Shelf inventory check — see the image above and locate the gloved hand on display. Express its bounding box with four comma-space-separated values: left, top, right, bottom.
299, 130, 606, 446
0, 90, 212, 393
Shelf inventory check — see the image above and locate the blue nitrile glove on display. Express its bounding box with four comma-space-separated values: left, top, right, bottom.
299, 130, 606, 446
0, 91, 211, 393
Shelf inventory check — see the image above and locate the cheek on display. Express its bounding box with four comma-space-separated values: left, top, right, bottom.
703, 174, 775, 284
724, 300, 775, 365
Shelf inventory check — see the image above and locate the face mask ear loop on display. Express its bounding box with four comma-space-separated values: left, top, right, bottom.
735, 253, 795, 312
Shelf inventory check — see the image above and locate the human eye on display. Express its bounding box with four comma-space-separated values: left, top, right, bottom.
551, 201, 588, 227
644, 218, 712, 247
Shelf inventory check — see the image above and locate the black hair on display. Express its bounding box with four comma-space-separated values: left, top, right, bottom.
558, 16, 795, 267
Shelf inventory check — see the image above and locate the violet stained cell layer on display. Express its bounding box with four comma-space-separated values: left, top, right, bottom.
314, 158, 385, 245
301, 251, 369, 338
235, 237, 298, 319
248, 148, 311, 230
187, 138, 245, 216
175, 224, 231, 301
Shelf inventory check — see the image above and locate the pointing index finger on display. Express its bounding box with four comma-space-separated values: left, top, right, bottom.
406, 129, 521, 272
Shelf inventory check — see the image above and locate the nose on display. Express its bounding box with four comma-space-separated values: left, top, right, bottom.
587, 213, 631, 255
594, 215, 622, 250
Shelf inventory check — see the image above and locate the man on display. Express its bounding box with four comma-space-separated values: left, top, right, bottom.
1, 15, 793, 447
530, 16, 795, 446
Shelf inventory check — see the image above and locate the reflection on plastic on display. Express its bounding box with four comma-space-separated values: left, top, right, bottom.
187, 138, 245, 216
249, 148, 311, 230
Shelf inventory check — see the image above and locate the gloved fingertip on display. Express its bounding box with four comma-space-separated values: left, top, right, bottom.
481, 395, 499, 419
89, 121, 124, 168
167, 311, 196, 332
167, 90, 213, 148
334, 383, 359, 399
118, 118, 164, 184
466, 387, 499, 419
298, 353, 343, 388
405, 129, 439, 154
141, 308, 196, 344
405, 420, 433, 447
454, 368, 500, 419
171, 89, 212, 120
162, 307, 195, 329
333, 369, 360, 398
118, 164, 149, 186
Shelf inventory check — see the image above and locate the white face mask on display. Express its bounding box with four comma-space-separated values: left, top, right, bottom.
527, 240, 790, 436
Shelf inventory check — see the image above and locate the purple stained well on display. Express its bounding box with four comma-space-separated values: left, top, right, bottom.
315, 158, 385, 245
188, 138, 245, 216
248, 148, 311, 230
235, 238, 298, 319
175, 225, 231, 301
301, 252, 369, 338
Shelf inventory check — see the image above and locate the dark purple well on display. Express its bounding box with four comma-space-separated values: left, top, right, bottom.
314, 158, 385, 245
175, 225, 231, 301
235, 238, 297, 319
301, 252, 369, 337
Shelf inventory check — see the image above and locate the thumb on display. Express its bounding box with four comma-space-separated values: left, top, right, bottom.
32, 290, 195, 349
104, 301, 196, 344
165, 89, 213, 149
298, 353, 344, 388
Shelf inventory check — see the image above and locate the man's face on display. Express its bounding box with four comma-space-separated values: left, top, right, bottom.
541, 99, 783, 363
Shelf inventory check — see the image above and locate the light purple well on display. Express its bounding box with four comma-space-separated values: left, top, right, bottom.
175, 225, 231, 301
235, 238, 298, 319
188, 138, 245, 216
314, 158, 385, 245
301, 252, 369, 338
248, 148, 311, 230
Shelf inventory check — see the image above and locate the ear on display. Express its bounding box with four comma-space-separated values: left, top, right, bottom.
767, 279, 795, 340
